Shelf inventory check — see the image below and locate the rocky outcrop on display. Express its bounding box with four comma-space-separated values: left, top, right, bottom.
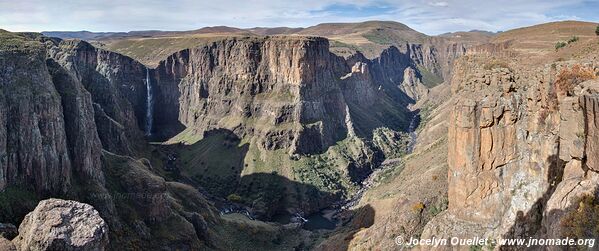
400, 67, 429, 101
12, 199, 108, 251
0, 32, 150, 195
541, 80, 599, 239
422, 54, 599, 244
97, 151, 218, 250
154, 36, 412, 154
0, 237, 16, 251
47, 39, 148, 155
0, 32, 73, 195
46, 58, 105, 185
0, 31, 227, 250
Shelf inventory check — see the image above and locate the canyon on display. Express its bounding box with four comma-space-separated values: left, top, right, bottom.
0, 20, 598, 251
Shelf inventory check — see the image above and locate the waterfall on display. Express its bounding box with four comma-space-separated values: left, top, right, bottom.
145, 68, 153, 136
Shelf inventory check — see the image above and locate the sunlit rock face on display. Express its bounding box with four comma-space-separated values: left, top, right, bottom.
423, 53, 599, 242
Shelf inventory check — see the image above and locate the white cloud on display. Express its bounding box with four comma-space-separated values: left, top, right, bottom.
429, 1, 449, 7
0, 0, 596, 35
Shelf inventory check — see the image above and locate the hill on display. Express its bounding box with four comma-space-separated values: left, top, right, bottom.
42, 21, 494, 67
468, 20, 599, 65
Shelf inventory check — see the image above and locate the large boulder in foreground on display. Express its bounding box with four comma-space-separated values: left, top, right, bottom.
12, 199, 108, 251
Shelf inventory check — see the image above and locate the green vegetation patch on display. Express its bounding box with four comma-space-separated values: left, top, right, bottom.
555, 36, 580, 51
176, 130, 249, 197
560, 193, 599, 239
0, 186, 40, 224
416, 103, 436, 133
0, 30, 44, 53
363, 30, 396, 45
417, 65, 444, 88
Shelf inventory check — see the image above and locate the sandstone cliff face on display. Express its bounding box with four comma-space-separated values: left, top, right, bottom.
1, 30, 464, 250
154, 37, 412, 154
422, 54, 599, 242
148, 37, 419, 221
428, 39, 469, 79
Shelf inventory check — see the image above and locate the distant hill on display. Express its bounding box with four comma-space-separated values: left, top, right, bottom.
41, 30, 127, 40
42, 21, 499, 66
42, 26, 252, 40
438, 30, 496, 42
246, 27, 304, 35
468, 20, 599, 65
492, 20, 598, 50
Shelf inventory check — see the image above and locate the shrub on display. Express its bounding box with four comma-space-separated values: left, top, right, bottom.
555, 36, 580, 51
411, 202, 425, 213
227, 193, 243, 203
555, 64, 596, 96
428, 198, 448, 216
567, 36, 579, 44
596, 25, 599, 36
560, 194, 599, 239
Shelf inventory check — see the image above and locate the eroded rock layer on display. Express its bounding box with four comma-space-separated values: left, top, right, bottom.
153, 37, 415, 154
423, 53, 599, 243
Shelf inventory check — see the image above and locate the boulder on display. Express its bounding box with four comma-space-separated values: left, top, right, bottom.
12, 199, 108, 251
0, 237, 16, 251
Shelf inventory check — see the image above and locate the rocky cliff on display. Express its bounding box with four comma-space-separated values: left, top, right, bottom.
146, 36, 422, 220
0, 31, 71, 195
1, 28, 438, 250
422, 52, 599, 244
46, 39, 149, 155
154, 37, 413, 152
0, 30, 253, 250
0, 25, 500, 250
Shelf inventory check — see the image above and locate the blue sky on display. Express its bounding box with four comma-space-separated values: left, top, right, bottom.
0, 0, 597, 35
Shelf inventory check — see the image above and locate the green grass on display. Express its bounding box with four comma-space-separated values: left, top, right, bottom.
555, 36, 579, 51
428, 197, 448, 216
567, 36, 579, 44
363, 31, 396, 45
0, 186, 40, 224
100, 152, 144, 223
372, 161, 405, 185
416, 103, 437, 133
211, 213, 311, 250
329, 40, 361, 52
416, 65, 444, 88
0, 30, 44, 52
102, 36, 258, 67
235, 139, 359, 216
372, 127, 410, 159
175, 131, 248, 197
555, 41, 567, 50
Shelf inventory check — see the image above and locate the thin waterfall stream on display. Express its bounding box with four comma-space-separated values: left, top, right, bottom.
145, 68, 153, 136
